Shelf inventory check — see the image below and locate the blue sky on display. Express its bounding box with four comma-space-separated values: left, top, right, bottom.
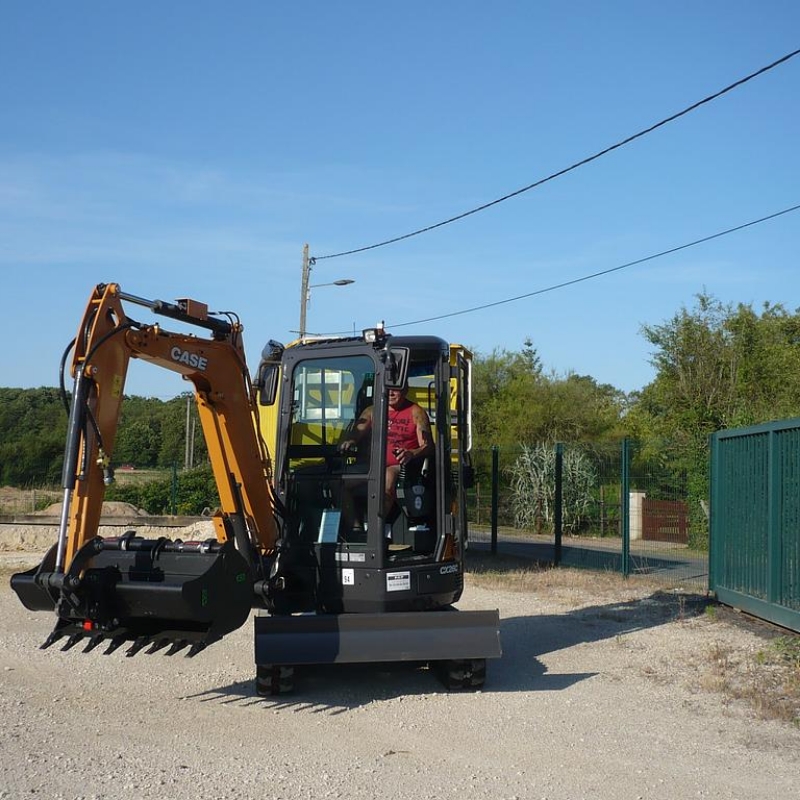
2, 2, 798, 399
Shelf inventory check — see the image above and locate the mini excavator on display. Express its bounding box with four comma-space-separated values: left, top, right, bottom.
11, 283, 500, 693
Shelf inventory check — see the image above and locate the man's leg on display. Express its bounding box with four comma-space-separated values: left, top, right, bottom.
384, 465, 401, 538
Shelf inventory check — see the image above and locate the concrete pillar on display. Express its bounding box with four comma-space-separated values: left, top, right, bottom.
629, 491, 646, 541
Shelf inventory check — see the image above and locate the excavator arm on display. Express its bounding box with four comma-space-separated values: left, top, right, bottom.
12, 283, 280, 656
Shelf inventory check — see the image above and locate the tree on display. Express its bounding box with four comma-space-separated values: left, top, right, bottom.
472, 345, 542, 448
114, 419, 160, 466
0, 388, 211, 486
726, 301, 800, 423
0, 388, 67, 484
156, 395, 207, 468
106, 464, 219, 515
628, 293, 800, 548
471, 343, 627, 451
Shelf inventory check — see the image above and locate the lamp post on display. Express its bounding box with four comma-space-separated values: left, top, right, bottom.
299, 243, 354, 337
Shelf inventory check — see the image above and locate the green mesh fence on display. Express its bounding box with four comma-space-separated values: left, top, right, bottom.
467, 440, 708, 592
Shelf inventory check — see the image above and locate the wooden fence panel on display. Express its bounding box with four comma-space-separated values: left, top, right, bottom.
642, 498, 688, 544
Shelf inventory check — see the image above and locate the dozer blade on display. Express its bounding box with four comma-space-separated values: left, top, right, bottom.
255, 608, 502, 667
11, 537, 255, 656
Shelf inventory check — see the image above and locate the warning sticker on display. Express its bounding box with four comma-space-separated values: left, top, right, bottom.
386, 571, 411, 592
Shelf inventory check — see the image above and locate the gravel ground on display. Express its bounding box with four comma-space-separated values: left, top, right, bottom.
1, 529, 799, 800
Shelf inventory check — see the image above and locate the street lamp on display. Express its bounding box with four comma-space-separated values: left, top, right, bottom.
299, 243, 354, 337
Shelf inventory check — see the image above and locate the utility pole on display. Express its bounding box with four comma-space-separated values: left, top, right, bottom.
299, 243, 310, 338
298, 243, 353, 337
184, 396, 194, 470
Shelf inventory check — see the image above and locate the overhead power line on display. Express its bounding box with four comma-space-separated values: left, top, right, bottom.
378, 202, 800, 329
312, 48, 800, 262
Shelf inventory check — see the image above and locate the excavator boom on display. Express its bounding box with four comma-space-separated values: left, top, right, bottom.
11, 283, 279, 656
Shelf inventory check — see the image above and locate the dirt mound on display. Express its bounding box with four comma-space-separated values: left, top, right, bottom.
0, 526, 58, 552
0, 517, 215, 554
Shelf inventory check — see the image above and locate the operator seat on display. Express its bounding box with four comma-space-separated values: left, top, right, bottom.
396, 456, 434, 521
392, 455, 436, 553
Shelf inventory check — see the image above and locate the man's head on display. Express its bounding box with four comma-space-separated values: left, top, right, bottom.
387, 386, 408, 409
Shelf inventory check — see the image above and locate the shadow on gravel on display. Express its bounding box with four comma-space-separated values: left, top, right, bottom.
185, 662, 462, 713
185, 590, 710, 711
490, 591, 710, 693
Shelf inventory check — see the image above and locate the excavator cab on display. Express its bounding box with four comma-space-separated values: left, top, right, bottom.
253, 333, 499, 690
270, 337, 457, 569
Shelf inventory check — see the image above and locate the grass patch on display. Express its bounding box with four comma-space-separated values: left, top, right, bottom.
772, 635, 800, 668
465, 550, 680, 599
702, 634, 800, 725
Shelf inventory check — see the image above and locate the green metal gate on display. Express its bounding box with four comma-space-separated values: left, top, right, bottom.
710, 419, 800, 632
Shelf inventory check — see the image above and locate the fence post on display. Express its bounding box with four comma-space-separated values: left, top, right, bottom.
708, 432, 718, 591
554, 442, 563, 566
767, 428, 781, 605
490, 445, 499, 555
171, 463, 178, 516
621, 438, 630, 577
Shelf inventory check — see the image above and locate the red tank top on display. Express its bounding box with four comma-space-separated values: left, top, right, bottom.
386, 402, 419, 466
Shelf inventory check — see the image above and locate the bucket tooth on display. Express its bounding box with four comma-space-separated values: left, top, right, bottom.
61, 634, 83, 652
187, 642, 207, 658
83, 635, 106, 653
125, 637, 151, 658
166, 640, 189, 657
103, 636, 127, 656
41, 629, 66, 650
145, 638, 170, 655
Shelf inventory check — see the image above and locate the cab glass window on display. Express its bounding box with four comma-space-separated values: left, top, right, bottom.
288, 356, 375, 462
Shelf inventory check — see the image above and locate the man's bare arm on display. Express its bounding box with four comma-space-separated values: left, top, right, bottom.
412, 405, 434, 458
339, 406, 373, 450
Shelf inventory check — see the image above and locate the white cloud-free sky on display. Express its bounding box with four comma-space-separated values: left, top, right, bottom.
2, 1, 798, 398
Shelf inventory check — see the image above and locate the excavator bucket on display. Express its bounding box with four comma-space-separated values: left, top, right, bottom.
11, 535, 254, 657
